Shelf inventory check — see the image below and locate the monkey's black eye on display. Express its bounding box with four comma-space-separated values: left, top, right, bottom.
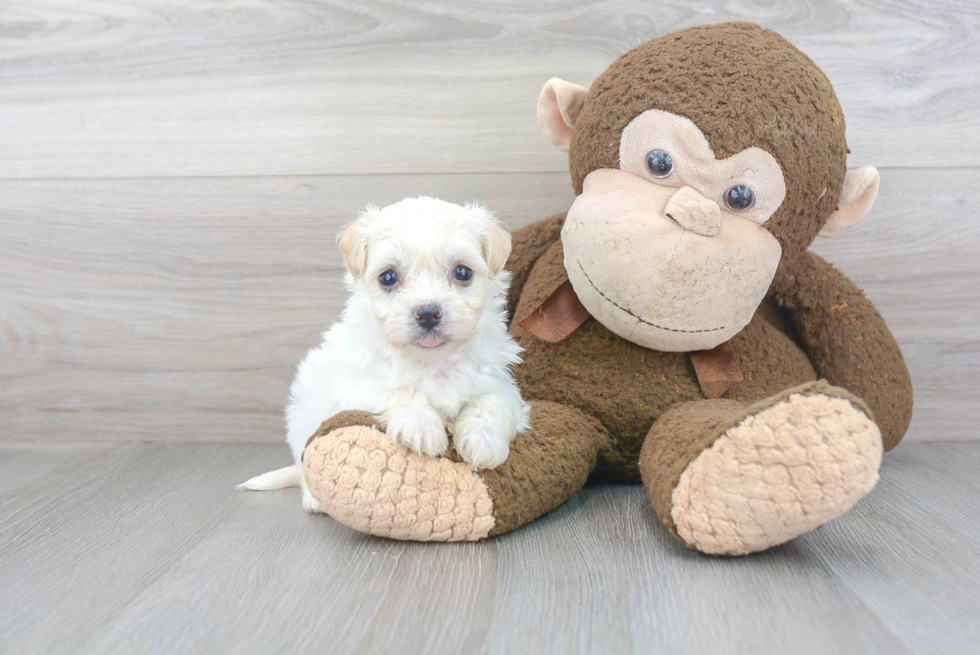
724, 185, 756, 211
646, 150, 674, 178
380, 270, 399, 287
453, 265, 472, 283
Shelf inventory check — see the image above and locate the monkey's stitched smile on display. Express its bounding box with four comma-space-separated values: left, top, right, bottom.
576, 259, 726, 334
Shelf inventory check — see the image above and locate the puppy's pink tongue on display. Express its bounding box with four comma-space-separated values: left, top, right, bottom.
418, 336, 445, 348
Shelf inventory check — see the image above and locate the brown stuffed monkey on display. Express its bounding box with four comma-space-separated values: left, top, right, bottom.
302, 22, 913, 555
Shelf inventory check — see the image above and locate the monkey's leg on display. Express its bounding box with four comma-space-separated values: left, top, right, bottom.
303, 401, 608, 541
639, 381, 883, 556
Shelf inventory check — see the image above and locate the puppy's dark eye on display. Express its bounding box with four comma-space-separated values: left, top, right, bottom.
453, 265, 472, 283
380, 270, 399, 287
646, 150, 674, 178
724, 185, 756, 211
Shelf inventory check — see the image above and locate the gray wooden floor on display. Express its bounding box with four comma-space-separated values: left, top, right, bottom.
1, 441, 978, 654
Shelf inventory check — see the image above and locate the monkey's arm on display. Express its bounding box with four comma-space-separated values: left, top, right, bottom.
503, 213, 566, 322
769, 250, 913, 451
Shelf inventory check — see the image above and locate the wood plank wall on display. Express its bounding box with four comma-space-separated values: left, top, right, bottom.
1, 0, 978, 443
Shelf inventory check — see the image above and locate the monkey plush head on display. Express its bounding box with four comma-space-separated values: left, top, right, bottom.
537, 22, 880, 352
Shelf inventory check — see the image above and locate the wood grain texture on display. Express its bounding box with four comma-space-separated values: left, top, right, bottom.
811, 167, 980, 441
0, 441, 117, 496
802, 443, 980, 652
0, 0, 978, 178
1, 169, 976, 443
0, 173, 576, 442
0, 441, 977, 653
0, 442, 268, 653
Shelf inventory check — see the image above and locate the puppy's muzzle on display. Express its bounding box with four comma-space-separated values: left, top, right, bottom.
415, 304, 441, 331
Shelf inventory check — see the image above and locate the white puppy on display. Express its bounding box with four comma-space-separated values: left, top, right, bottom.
239, 197, 530, 513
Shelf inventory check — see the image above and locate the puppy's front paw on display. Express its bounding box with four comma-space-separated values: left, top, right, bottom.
453, 408, 511, 470
385, 405, 449, 458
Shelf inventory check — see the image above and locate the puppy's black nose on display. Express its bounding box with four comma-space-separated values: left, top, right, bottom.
415, 305, 441, 330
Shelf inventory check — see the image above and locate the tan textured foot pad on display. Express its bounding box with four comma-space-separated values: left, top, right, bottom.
671, 392, 883, 555
304, 426, 495, 541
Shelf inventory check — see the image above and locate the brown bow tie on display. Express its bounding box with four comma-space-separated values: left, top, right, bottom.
518, 275, 742, 399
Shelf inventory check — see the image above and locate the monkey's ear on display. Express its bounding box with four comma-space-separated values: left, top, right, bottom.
537, 78, 589, 153
818, 166, 880, 238
467, 203, 512, 278
336, 205, 380, 280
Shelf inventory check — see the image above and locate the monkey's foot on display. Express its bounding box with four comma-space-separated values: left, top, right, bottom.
304, 425, 495, 542
303, 401, 605, 542
670, 384, 883, 555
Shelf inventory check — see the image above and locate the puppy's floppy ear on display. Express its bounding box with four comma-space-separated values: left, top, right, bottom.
466, 203, 512, 278
337, 205, 380, 280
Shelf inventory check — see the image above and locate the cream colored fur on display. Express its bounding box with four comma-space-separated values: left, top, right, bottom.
671, 393, 883, 556
239, 197, 530, 514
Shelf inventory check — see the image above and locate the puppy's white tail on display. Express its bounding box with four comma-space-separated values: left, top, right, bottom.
237, 465, 302, 491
